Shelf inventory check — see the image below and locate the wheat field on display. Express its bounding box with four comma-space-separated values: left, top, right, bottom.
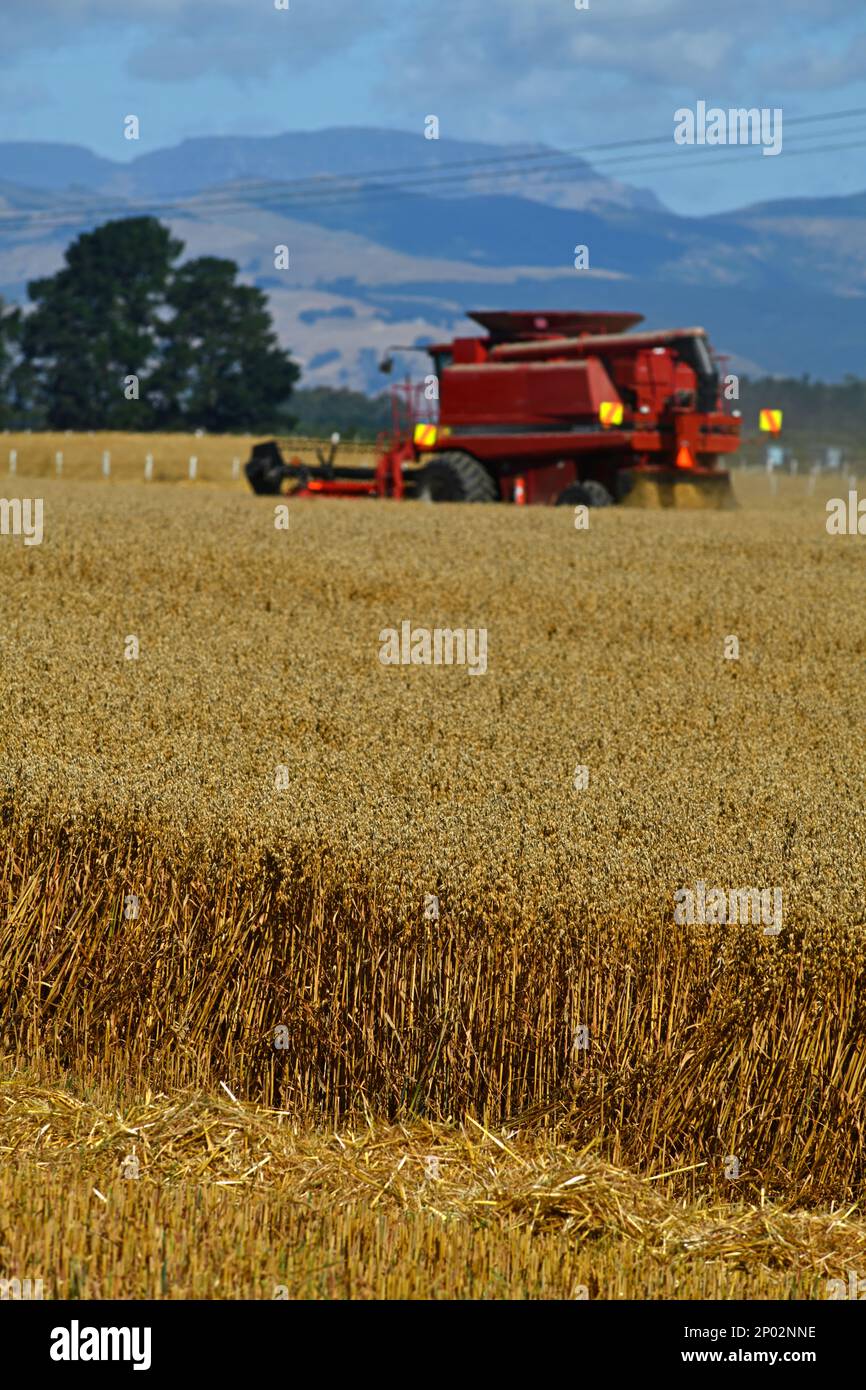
1, 455, 864, 1298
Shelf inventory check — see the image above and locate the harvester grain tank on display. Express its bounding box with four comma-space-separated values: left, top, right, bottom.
246, 310, 740, 507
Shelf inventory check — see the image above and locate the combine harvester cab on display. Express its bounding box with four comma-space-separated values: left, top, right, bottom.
246, 309, 740, 508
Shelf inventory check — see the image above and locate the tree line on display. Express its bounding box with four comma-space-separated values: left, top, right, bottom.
737, 375, 866, 444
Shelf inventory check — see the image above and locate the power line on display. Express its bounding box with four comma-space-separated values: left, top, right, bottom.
0, 109, 863, 234
1, 111, 862, 229
78, 105, 866, 205
0, 134, 679, 230
7, 135, 862, 232
236, 126, 866, 212
215, 121, 866, 209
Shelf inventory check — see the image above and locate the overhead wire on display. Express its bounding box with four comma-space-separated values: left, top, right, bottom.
0, 107, 862, 233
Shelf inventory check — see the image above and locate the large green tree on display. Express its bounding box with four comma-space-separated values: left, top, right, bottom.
22, 218, 180, 430
153, 257, 299, 432
20, 218, 299, 432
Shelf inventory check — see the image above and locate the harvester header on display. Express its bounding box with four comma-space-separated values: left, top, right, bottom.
246, 307, 740, 508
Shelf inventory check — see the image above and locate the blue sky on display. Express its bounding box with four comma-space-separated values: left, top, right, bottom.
1, 0, 865, 213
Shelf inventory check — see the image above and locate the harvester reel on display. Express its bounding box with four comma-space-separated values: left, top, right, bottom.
416, 451, 498, 503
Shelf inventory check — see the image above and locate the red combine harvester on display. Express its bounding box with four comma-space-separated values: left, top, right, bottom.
246, 310, 740, 507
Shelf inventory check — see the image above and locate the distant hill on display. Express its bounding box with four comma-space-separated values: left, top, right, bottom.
0, 130, 662, 211
0, 143, 119, 192
0, 129, 863, 389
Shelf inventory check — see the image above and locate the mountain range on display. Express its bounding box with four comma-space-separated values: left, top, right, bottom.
0, 129, 863, 390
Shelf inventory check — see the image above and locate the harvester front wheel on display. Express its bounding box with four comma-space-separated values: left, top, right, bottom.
245, 443, 287, 495
416, 452, 497, 503
555, 480, 613, 508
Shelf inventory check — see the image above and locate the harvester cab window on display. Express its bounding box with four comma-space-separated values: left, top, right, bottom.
675, 335, 720, 412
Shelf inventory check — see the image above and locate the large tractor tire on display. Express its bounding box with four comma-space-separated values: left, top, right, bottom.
555, 479, 614, 507
416, 451, 498, 503
245, 443, 287, 495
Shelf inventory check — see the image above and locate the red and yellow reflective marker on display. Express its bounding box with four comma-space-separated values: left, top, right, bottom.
599, 401, 624, 427
759, 409, 783, 434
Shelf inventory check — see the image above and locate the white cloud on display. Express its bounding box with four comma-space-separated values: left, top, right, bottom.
364, 0, 866, 148
0, 0, 862, 143
0, 0, 390, 75
0, 0, 859, 81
